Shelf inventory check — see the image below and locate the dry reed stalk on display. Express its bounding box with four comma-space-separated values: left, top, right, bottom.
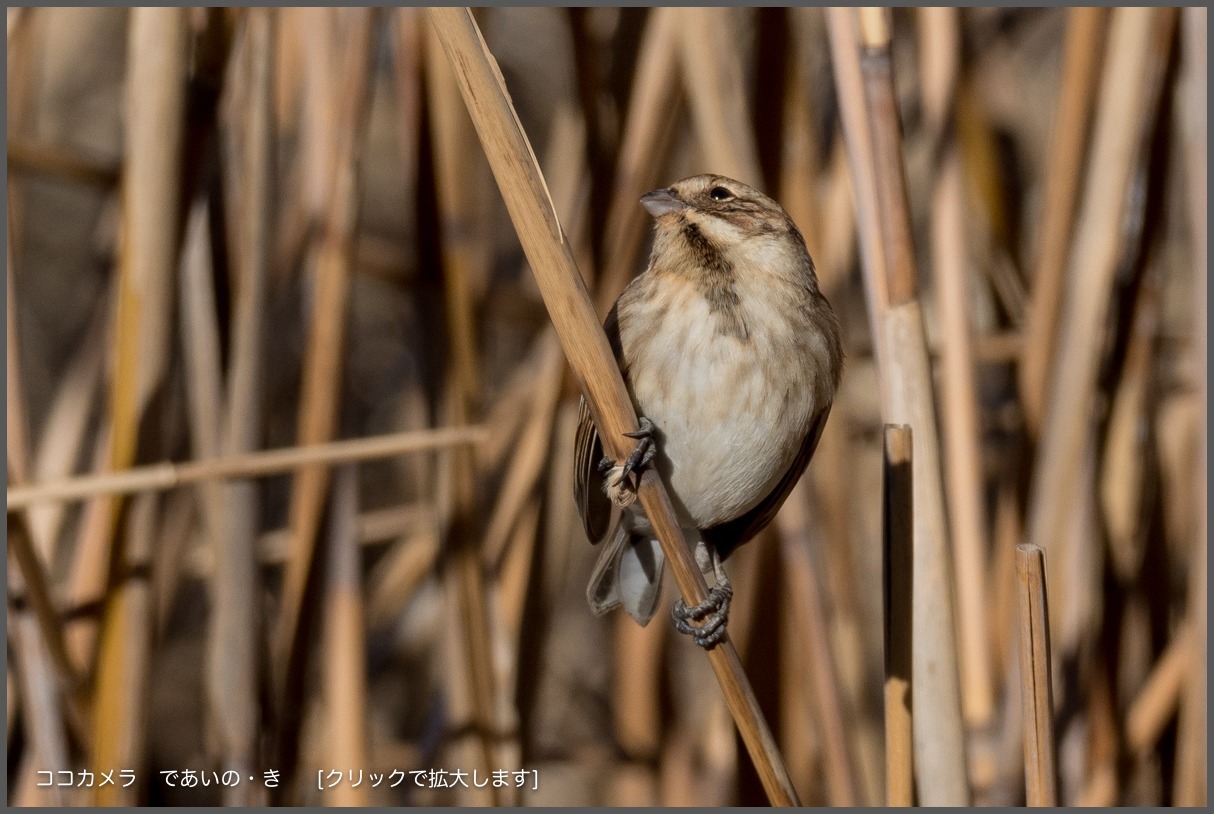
108, 6, 187, 476
90, 491, 158, 806
781, 19, 864, 708
424, 17, 511, 801
8, 425, 488, 509
88, 14, 189, 782
919, 6, 995, 733
1024, 7, 1175, 646
62, 430, 116, 668
836, 8, 968, 803
825, 7, 888, 370
426, 8, 799, 804
366, 529, 441, 630
423, 19, 488, 406
780, 10, 824, 255
390, 7, 424, 235
7, 138, 121, 188
882, 425, 914, 806
613, 606, 665, 762
677, 7, 763, 186
273, 8, 375, 716
210, 9, 275, 802
9, 610, 70, 806
1015, 544, 1057, 807
26, 297, 108, 557
1124, 622, 1192, 757
248, 502, 433, 567
1099, 259, 1161, 580
494, 496, 543, 654
320, 467, 370, 806
777, 481, 860, 806
596, 6, 682, 312
1018, 8, 1107, 435
778, 593, 819, 805
1174, 10, 1207, 806
150, 489, 194, 636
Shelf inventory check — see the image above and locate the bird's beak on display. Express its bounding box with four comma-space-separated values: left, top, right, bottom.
640, 188, 686, 218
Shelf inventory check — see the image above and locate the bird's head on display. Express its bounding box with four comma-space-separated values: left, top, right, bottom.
639, 174, 802, 247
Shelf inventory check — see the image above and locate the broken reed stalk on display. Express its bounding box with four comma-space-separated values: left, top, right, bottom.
882, 425, 914, 806
919, 5, 994, 732
833, 7, 968, 804
1015, 544, 1057, 806
424, 8, 799, 805
1018, 7, 1107, 435
7, 425, 488, 509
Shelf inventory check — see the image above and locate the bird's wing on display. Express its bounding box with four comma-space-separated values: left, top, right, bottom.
575, 303, 627, 546
702, 402, 833, 560
573, 395, 617, 545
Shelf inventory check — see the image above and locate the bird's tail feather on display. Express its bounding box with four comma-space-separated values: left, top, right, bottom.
586, 527, 666, 626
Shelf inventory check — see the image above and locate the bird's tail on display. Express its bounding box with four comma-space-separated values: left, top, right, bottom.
586, 526, 666, 626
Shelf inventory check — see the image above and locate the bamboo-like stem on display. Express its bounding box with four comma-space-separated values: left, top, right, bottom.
918, 6, 994, 730
425, 8, 799, 805
8, 425, 488, 510
1015, 544, 1057, 807
1018, 8, 1107, 435
836, 7, 969, 803
1024, 7, 1176, 642
882, 425, 914, 807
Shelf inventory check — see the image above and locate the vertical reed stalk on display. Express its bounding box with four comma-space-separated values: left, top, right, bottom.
919, 6, 994, 731
882, 425, 914, 806
835, 7, 968, 802
1018, 8, 1107, 434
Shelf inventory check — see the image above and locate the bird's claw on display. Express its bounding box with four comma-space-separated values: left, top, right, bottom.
618, 417, 657, 483
672, 582, 733, 649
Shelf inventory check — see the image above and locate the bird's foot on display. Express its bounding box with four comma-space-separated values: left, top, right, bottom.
672, 581, 733, 650
600, 417, 657, 508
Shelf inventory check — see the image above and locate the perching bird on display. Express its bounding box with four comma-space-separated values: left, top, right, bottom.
575, 174, 843, 648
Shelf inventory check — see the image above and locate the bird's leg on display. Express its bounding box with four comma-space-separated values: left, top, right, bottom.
618, 416, 657, 482
671, 541, 733, 649
600, 417, 657, 507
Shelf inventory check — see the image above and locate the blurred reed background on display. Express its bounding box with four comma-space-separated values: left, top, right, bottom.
5, 6, 1206, 807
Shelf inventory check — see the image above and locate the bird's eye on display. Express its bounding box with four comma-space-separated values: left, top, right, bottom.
709, 186, 734, 201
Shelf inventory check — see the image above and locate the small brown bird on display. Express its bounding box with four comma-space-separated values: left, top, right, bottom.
575, 174, 843, 647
